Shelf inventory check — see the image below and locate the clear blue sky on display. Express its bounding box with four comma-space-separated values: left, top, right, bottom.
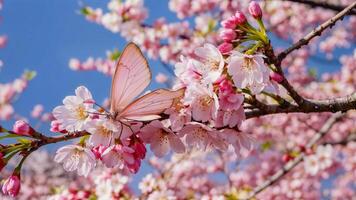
0, 0, 180, 190
0, 0, 351, 194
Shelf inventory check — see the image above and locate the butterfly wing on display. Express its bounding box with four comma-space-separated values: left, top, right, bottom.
110, 42, 151, 114
117, 88, 185, 121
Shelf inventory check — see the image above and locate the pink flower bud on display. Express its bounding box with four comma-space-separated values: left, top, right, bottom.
234, 12, 247, 25
219, 29, 237, 42
83, 99, 95, 104
218, 42, 233, 54
12, 120, 34, 136
221, 16, 238, 29
249, 1, 263, 19
270, 71, 284, 83
127, 159, 141, 174
133, 140, 146, 160
2, 175, 21, 197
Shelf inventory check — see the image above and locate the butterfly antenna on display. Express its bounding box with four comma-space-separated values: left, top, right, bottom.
94, 102, 110, 114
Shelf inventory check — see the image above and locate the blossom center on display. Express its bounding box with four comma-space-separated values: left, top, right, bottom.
76, 106, 88, 120
207, 58, 220, 71
243, 57, 254, 70
98, 125, 112, 136
198, 95, 213, 108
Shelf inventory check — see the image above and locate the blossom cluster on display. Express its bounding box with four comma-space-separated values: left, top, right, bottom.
1, 0, 356, 199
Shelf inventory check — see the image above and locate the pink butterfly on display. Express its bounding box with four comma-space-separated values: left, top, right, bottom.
109, 43, 184, 135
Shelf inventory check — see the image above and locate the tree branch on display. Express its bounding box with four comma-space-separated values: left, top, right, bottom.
283, 0, 356, 15
245, 112, 344, 199
245, 93, 356, 119
277, 1, 356, 61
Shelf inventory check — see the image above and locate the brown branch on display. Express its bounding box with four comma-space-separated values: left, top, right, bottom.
31, 131, 89, 149
277, 1, 356, 61
245, 93, 356, 119
283, 0, 356, 15
245, 112, 344, 199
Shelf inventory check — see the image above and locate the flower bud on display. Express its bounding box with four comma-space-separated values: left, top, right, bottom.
2, 175, 21, 197
234, 11, 247, 25
270, 71, 284, 83
219, 29, 237, 42
127, 159, 141, 174
133, 140, 146, 160
83, 99, 95, 104
249, 1, 263, 19
218, 42, 233, 54
221, 16, 238, 29
12, 120, 34, 136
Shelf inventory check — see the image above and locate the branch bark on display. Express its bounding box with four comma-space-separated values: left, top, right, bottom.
283, 0, 356, 15
277, 1, 356, 61
245, 112, 344, 199
245, 93, 356, 119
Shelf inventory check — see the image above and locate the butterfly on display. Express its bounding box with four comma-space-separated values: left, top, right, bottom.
109, 42, 185, 136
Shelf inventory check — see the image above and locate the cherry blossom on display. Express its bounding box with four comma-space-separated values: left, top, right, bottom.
54, 145, 96, 177
228, 51, 270, 94
52, 86, 94, 132
140, 120, 185, 157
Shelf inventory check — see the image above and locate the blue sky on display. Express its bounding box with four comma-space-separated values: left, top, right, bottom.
0, 0, 178, 129
0, 0, 352, 194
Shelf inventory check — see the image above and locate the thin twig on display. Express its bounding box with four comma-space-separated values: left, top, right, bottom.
277, 1, 356, 61
245, 112, 344, 199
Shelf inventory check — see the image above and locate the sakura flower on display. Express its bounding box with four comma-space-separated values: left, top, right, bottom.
165, 99, 191, 132
101, 13, 122, 33
218, 78, 244, 111
304, 155, 320, 176
54, 144, 96, 177
214, 107, 245, 128
174, 55, 203, 84
219, 129, 254, 157
194, 43, 225, 83
52, 86, 94, 132
304, 144, 333, 175
87, 118, 120, 147
0, 104, 14, 120
101, 144, 135, 168
179, 122, 216, 150
147, 189, 177, 200
185, 83, 219, 122
228, 51, 270, 94
140, 120, 185, 157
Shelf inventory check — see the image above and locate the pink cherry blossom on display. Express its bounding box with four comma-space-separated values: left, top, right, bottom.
54, 145, 96, 177
101, 144, 135, 168
185, 83, 219, 122
52, 86, 94, 132
140, 120, 185, 157
228, 51, 270, 94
